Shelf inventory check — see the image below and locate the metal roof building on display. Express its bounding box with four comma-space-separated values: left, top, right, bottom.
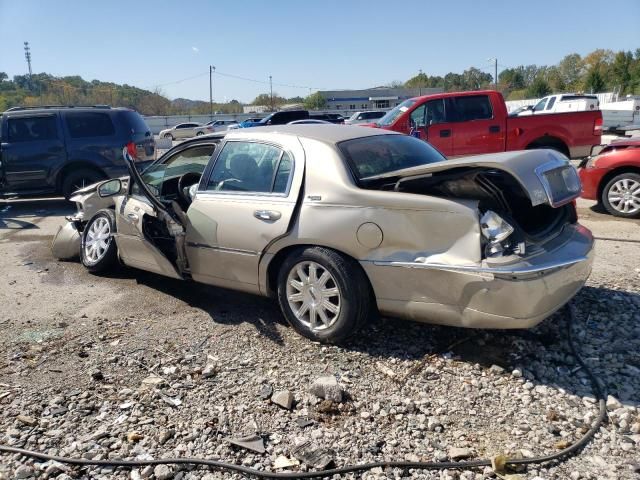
318, 86, 443, 111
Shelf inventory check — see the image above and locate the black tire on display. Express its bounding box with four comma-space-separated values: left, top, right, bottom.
601, 172, 640, 219
276, 247, 373, 343
164, 133, 174, 140
61, 169, 106, 200
80, 209, 118, 274
196, 131, 204, 136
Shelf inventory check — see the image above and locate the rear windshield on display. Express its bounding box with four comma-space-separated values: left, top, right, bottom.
338, 134, 445, 181
377, 99, 417, 126
120, 111, 151, 133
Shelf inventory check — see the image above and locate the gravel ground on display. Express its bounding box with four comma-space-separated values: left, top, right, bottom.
0, 198, 639, 480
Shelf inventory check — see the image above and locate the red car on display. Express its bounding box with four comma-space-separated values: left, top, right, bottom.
579, 139, 640, 218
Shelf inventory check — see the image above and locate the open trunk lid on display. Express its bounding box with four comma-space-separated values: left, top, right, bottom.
362, 149, 581, 208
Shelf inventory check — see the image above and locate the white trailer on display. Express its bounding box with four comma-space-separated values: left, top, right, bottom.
600, 97, 640, 131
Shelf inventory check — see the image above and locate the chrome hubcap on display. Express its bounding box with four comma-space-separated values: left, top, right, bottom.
84, 217, 111, 263
286, 261, 341, 331
608, 178, 640, 214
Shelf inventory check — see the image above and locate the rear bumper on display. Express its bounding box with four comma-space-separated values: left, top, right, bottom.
362, 224, 594, 329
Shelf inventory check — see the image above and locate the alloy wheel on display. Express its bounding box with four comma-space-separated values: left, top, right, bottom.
84, 217, 112, 264
607, 178, 640, 215
286, 261, 341, 331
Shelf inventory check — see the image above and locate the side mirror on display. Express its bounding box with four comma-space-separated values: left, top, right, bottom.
98, 179, 122, 197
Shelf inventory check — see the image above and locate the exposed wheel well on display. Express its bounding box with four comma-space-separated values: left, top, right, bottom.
265, 244, 374, 300
526, 136, 570, 158
597, 166, 640, 201
57, 163, 106, 191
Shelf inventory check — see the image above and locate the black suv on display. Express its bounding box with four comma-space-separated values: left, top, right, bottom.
0, 106, 154, 199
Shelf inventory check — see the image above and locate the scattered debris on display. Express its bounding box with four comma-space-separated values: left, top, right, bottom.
258, 384, 273, 400
141, 374, 165, 386
158, 429, 174, 445
90, 369, 104, 381
292, 440, 335, 470
153, 464, 173, 480
376, 361, 396, 379
316, 400, 340, 414
310, 376, 343, 403
273, 455, 300, 469
225, 434, 266, 454
202, 363, 217, 378
16, 415, 37, 426
448, 447, 473, 460
295, 417, 314, 428
127, 431, 144, 443
271, 390, 294, 410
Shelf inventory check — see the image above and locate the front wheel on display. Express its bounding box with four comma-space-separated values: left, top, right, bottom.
277, 247, 373, 343
61, 169, 105, 200
81, 209, 118, 273
164, 133, 174, 141
196, 131, 204, 136
601, 172, 640, 218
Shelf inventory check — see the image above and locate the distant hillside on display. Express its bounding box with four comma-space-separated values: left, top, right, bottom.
0, 72, 243, 115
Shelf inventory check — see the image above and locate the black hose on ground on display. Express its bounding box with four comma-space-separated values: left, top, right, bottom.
0, 303, 607, 478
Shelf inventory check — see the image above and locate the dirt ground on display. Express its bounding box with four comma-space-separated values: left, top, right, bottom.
0, 196, 638, 479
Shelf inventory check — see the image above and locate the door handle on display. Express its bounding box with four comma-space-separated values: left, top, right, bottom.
489, 125, 501, 133
254, 210, 281, 221
439, 129, 451, 138
127, 213, 139, 221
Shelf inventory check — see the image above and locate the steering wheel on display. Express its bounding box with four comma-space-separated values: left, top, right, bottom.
177, 172, 203, 205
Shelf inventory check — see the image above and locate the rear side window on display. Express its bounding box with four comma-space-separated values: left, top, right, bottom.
546, 97, 556, 110
206, 141, 292, 194
339, 134, 445, 180
451, 95, 493, 121
7, 116, 58, 142
66, 112, 115, 138
120, 111, 150, 134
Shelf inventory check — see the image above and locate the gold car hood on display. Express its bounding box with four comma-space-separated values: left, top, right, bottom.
361, 149, 574, 207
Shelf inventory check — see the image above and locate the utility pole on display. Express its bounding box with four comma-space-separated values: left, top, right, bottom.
269, 75, 273, 111
209, 65, 215, 120
488, 57, 498, 90
24, 42, 33, 90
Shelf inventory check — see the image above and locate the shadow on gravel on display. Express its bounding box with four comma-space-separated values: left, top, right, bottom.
0, 198, 73, 230
341, 285, 640, 406
104, 268, 287, 346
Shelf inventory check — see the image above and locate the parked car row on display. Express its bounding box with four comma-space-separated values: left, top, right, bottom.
52, 125, 594, 343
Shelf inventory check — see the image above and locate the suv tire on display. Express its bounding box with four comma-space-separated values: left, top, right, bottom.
62, 169, 105, 200
80, 209, 118, 273
277, 247, 373, 344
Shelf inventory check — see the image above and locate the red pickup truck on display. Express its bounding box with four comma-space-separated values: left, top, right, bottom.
369, 90, 602, 159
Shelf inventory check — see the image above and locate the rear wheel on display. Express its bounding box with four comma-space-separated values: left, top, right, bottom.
61, 169, 106, 200
277, 247, 373, 343
81, 209, 118, 273
601, 172, 640, 218
196, 131, 204, 136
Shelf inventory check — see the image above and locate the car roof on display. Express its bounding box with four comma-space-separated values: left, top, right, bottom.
225, 124, 401, 145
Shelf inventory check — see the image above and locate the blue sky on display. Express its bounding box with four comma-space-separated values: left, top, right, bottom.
1, 0, 638, 103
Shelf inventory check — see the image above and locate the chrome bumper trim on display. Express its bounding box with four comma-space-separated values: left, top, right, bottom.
372, 256, 588, 279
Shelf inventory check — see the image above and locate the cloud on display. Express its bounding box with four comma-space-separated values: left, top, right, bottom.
192, 46, 199, 53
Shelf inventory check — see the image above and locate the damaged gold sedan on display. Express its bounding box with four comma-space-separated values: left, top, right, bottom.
52, 125, 593, 342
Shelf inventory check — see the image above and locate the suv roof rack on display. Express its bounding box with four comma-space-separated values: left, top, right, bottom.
5, 105, 112, 112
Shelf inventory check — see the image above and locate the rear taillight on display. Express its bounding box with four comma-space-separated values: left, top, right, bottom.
126, 141, 138, 159
593, 117, 603, 136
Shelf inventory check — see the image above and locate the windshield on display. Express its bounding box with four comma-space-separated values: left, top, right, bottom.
377, 99, 417, 126
338, 134, 445, 181
133, 145, 216, 197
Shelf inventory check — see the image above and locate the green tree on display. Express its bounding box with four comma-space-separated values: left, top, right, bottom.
584, 68, 606, 93
303, 92, 327, 110
557, 53, 584, 90
498, 68, 525, 90
610, 51, 633, 93
526, 77, 551, 98
404, 73, 429, 88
